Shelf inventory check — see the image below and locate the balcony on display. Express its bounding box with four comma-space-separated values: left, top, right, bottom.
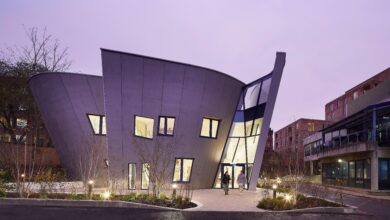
304, 130, 375, 161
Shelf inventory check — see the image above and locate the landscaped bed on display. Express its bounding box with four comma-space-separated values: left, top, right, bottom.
2, 192, 196, 209
257, 194, 343, 211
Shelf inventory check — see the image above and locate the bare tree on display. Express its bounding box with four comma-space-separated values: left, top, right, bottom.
78, 137, 104, 195
0, 26, 71, 197
134, 137, 175, 198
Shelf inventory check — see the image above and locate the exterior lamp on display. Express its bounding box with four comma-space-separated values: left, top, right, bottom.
285, 194, 292, 202
338, 158, 342, 163
87, 180, 94, 200
172, 184, 177, 200
20, 173, 25, 178
272, 184, 277, 199
102, 191, 111, 200
276, 178, 281, 184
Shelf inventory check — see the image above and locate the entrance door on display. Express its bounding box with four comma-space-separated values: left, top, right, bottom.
221, 163, 245, 189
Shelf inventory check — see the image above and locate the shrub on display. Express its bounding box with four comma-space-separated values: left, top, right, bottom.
0, 170, 12, 198
38, 193, 49, 199
257, 197, 293, 211
136, 193, 149, 202
159, 193, 168, 200
65, 194, 87, 200
121, 193, 137, 202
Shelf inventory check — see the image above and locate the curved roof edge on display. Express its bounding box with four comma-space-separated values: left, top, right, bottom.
28, 72, 102, 84
101, 48, 245, 85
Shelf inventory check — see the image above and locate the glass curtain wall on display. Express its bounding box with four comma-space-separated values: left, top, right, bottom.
214, 76, 272, 189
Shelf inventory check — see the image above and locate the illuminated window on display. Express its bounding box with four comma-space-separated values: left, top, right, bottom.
128, 163, 136, 190
87, 114, 106, 135
158, 116, 175, 136
307, 122, 315, 132
135, 116, 154, 139
200, 118, 220, 138
16, 118, 27, 128
141, 163, 150, 190
173, 158, 194, 182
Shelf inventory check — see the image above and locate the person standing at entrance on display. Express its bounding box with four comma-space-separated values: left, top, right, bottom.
237, 170, 246, 193
222, 171, 231, 195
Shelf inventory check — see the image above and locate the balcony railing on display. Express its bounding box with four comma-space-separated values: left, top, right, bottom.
305, 130, 372, 157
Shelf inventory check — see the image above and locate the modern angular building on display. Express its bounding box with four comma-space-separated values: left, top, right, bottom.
28, 49, 286, 190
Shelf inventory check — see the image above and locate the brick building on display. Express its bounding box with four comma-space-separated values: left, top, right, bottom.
325, 68, 390, 123
274, 119, 331, 172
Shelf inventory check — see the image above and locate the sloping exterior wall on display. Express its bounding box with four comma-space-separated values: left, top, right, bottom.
29, 73, 108, 183
102, 49, 245, 189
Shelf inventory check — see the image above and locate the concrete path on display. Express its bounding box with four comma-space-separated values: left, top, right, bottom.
189, 189, 269, 211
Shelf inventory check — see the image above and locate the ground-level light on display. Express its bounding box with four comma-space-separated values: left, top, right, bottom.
285, 194, 292, 202
102, 191, 111, 200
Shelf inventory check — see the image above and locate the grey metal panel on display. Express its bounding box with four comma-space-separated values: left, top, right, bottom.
249, 52, 286, 190
29, 72, 108, 184
102, 49, 245, 189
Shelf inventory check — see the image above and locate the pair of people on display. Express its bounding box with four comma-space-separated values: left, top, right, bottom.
221, 170, 246, 195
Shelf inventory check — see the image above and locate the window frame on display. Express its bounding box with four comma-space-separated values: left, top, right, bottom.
86, 113, 106, 136
134, 115, 154, 140
172, 158, 194, 183
128, 163, 136, 190
157, 116, 176, 136
199, 117, 220, 139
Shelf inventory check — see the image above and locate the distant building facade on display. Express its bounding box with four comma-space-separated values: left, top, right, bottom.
305, 75, 390, 191
0, 76, 61, 170
274, 119, 331, 173
325, 68, 390, 123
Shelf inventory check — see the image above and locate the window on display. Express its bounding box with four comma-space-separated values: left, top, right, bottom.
128, 163, 136, 190
87, 114, 106, 135
135, 116, 154, 139
173, 158, 194, 182
158, 116, 175, 136
307, 122, 315, 132
349, 161, 355, 178
141, 163, 150, 190
16, 118, 27, 128
0, 134, 11, 143
200, 118, 220, 138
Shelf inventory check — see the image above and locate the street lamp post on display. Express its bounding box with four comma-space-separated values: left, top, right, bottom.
87, 180, 94, 200
272, 184, 277, 199
172, 184, 177, 200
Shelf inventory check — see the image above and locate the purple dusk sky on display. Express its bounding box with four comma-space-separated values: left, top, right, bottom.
1, 0, 389, 131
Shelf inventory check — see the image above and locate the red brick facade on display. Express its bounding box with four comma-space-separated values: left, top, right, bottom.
325, 68, 390, 122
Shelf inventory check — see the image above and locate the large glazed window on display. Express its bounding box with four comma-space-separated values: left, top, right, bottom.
200, 118, 220, 138
135, 116, 154, 139
128, 163, 136, 190
141, 163, 150, 190
87, 114, 106, 135
173, 158, 194, 182
215, 75, 273, 189
158, 116, 175, 136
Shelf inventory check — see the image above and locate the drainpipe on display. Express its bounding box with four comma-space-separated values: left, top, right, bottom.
372, 109, 376, 144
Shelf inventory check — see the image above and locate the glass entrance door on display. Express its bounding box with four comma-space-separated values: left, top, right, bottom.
221, 163, 245, 189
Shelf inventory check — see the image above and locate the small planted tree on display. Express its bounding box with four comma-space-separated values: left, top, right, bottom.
134, 137, 174, 199
78, 137, 105, 197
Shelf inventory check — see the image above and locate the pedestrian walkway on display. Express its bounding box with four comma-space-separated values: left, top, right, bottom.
188, 188, 269, 211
